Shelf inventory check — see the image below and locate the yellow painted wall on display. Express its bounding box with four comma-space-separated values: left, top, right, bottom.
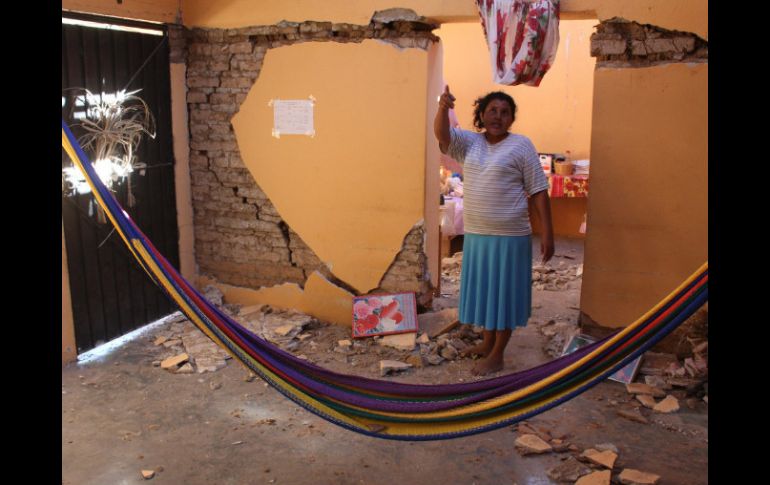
62, 222, 78, 364
62, 0, 179, 23
232, 41, 427, 301
170, 63, 196, 281
199, 272, 355, 326
580, 63, 707, 328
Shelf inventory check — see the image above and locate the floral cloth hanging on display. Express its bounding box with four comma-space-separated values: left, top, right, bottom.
476, 0, 560, 86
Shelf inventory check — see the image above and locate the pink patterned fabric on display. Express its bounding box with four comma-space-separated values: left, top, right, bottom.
476, 0, 560, 86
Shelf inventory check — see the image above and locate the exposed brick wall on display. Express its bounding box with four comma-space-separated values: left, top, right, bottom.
184, 14, 437, 303
590, 18, 708, 67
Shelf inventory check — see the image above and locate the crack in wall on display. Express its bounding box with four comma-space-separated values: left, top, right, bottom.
184, 18, 436, 304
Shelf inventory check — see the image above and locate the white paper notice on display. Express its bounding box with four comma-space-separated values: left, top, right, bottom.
272, 99, 315, 138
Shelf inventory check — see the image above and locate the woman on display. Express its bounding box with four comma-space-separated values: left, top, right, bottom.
434, 86, 554, 375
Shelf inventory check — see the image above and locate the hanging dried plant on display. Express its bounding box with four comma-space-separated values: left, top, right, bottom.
62, 87, 156, 214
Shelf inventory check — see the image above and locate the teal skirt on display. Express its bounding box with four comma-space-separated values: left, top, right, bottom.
459, 233, 532, 331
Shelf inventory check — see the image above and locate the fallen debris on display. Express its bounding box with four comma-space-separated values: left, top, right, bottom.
635, 394, 657, 409
160, 353, 189, 370
618, 468, 661, 485
575, 470, 611, 485
547, 456, 592, 482
652, 395, 680, 413
625, 383, 666, 398
616, 409, 649, 424
141, 470, 155, 480
514, 434, 553, 455
379, 360, 412, 376
581, 449, 617, 469
379, 333, 417, 351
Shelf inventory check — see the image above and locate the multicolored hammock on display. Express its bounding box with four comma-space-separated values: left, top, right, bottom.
62, 119, 707, 441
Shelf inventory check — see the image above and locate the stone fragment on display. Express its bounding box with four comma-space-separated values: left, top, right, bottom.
161, 354, 189, 369
595, 443, 619, 454
618, 468, 661, 485
416, 333, 430, 344
337, 339, 352, 348
209, 381, 222, 390
379, 360, 412, 376
274, 325, 296, 336
153, 336, 168, 346
652, 395, 680, 413
418, 308, 459, 338
643, 375, 670, 389
440, 345, 458, 360
575, 470, 611, 485
625, 383, 666, 398
616, 409, 649, 424
425, 354, 444, 366
548, 457, 592, 482
514, 434, 553, 455
379, 333, 416, 351
176, 363, 195, 374
405, 354, 424, 368
581, 449, 617, 469
141, 470, 155, 479
636, 394, 657, 409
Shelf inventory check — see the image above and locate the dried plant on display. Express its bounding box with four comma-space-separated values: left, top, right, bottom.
62, 87, 156, 211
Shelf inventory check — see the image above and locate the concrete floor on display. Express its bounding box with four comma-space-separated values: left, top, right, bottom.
62, 237, 707, 484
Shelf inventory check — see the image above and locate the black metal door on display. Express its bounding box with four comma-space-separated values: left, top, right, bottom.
62, 14, 180, 353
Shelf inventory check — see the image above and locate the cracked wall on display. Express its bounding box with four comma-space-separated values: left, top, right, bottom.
185, 17, 437, 324
579, 9, 707, 334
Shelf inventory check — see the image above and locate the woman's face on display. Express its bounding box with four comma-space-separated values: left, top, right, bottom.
482, 99, 514, 138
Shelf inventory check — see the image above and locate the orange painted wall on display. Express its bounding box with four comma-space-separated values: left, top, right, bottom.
231, 40, 429, 323
580, 63, 708, 329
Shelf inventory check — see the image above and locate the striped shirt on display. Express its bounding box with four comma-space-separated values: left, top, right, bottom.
448, 127, 549, 236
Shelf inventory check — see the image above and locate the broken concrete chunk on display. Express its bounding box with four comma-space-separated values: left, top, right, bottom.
625, 383, 666, 398
636, 394, 657, 409
372, 8, 426, 23
652, 395, 680, 413
643, 375, 670, 389
379, 333, 416, 351
594, 443, 619, 454
379, 360, 412, 376
337, 339, 352, 348
575, 470, 611, 485
273, 324, 296, 337
618, 468, 661, 485
405, 354, 424, 368
548, 456, 592, 482
418, 308, 459, 338
616, 409, 649, 424
176, 363, 195, 374
160, 353, 189, 369
425, 354, 444, 366
141, 470, 155, 479
514, 434, 553, 455
440, 345, 458, 361
153, 336, 168, 346
416, 333, 430, 344
582, 449, 618, 469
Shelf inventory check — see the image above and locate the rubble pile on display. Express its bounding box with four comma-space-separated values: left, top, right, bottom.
532, 261, 583, 291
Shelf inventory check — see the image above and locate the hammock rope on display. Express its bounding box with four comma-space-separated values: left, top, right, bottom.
62, 119, 707, 440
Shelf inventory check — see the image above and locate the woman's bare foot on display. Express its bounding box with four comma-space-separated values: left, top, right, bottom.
471, 355, 505, 376
459, 342, 493, 359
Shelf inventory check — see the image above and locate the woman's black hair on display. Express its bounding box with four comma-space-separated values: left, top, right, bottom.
472, 91, 517, 131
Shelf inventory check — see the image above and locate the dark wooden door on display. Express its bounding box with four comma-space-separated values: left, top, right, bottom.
62, 14, 180, 353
